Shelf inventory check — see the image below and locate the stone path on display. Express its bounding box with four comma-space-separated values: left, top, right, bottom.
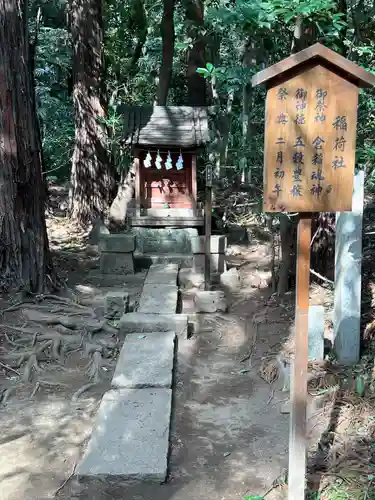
76, 263, 182, 485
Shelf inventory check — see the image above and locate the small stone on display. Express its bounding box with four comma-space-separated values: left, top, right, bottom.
178, 269, 204, 289
220, 268, 241, 292
104, 291, 129, 319
280, 400, 291, 414
276, 355, 291, 392
194, 290, 227, 313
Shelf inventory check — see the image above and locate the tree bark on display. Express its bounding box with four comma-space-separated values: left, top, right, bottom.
185, 0, 206, 106
0, 0, 56, 293
68, 0, 115, 225
291, 15, 304, 54
157, 0, 175, 105
241, 37, 257, 184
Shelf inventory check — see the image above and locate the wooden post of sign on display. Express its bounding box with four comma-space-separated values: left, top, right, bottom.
252, 43, 375, 499
288, 213, 311, 498
205, 164, 213, 290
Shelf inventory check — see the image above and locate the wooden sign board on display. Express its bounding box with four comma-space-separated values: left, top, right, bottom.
263, 65, 357, 213
253, 43, 375, 500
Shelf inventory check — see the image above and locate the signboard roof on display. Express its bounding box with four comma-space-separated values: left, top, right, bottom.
252, 43, 375, 89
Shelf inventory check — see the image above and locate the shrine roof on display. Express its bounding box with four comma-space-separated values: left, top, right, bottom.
252, 43, 375, 89
121, 105, 209, 148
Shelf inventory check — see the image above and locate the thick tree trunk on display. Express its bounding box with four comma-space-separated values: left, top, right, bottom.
157, 0, 175, 105
185, 0, 206, 106
0, 0, 56, 293
68, 0, 115, 225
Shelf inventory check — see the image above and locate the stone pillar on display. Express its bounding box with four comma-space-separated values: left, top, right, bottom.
333, 171, 364, 364
99, 234, 135, 275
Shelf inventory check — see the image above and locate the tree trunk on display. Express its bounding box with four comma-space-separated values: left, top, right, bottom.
241, 37, 257, 184
157, 0, 175, 105
68, 0, 115, 226
0, 0, 56, 293
291, 15, 304, 54
185, 0, 206, 106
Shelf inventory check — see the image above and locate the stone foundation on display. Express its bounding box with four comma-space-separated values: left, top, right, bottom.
99, 234, 135, 275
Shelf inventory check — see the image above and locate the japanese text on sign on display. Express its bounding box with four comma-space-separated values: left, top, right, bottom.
263, 65, 357, 212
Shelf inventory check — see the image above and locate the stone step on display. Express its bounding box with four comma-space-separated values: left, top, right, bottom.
134, 253, 226, 274
112, 331, 176, 389
144, 263, 179, 285
76, 388, 172, 484
139, 284, 178, 314
134, 253, 193, 270
119, 312, 188, 339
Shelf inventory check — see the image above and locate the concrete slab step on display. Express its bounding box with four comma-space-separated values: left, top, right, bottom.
144, 263, 179, 285
76, 388, 172, 484
139, 284, 178, 314
119, 312, 188, 339
134, 253, 193, 270
112, 331, 176, 389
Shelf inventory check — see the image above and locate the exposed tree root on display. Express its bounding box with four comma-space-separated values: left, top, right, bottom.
0, 386, 15, 404
0, 297, 119, 403
0, 361, 20, 376
71, 382, 98, 402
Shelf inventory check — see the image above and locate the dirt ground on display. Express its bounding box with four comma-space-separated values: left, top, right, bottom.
0, 210, 373, 500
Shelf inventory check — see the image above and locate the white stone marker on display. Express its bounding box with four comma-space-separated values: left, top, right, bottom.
333, 170, 364, 364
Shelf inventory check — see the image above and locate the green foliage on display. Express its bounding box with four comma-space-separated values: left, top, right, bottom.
33, 23, 74, 180
29, 0, 375, 191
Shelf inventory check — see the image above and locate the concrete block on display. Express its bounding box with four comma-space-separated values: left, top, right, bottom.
194, 290, 227, 313
88, 218, 110, 245
100, 253, 134, 275
119, 313, 188, 339
308, 305, 324, 361
193, 253, 227, 274
220, 268, 241, 292
191, 235, 227, 254
139, 284, 178, 314
144, 263, 179, 285
99, 234, 135, 253
112, 331, 176, 389
76, 388, 172, 483
104, 291, 129, 319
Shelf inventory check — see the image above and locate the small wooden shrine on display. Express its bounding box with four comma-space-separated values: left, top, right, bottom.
122, 105, 209, 227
